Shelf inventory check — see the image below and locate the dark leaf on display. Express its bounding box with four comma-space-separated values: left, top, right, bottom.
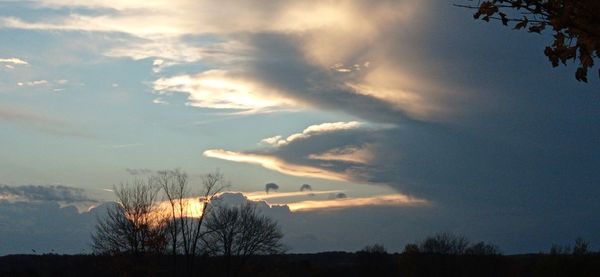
575, 67, 588, 82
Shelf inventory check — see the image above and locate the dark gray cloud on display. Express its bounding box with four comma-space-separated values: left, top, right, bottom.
0, 184, 98, 204
335, 193, 347, 199
203, 0, 600, 253
238, 33, 416, 124
0, 201, 114, 255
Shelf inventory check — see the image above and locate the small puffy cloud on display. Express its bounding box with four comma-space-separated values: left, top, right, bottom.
300, 184, 312, 191
265, 183, 279, 194
152, 97, 169, 105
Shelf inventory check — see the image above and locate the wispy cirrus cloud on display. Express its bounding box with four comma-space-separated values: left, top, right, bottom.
0, 57, 28, 69
204, 149, 349, 181
244, 190, 343, 201
285, 193, 428, 212
0, 105, 94, 138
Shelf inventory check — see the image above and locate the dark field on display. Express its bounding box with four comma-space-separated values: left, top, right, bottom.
1, 252, 599, 277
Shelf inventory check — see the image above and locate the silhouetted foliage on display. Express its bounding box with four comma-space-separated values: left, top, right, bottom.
459, 0, 600, 82
408, 232, 502, 256
419, 232, 471, 255
550, 243, 571, 255
360, 243, 387, 254
465, 241, 502, 255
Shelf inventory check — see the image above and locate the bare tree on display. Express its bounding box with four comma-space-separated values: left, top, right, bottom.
190, 171, 228, 257
572, 237, 590, 255
203, 203, 284, 275
155, 169, 228, 258
154, 169, 189, 256
91, 180, 166, 255
419, 232, 470, 255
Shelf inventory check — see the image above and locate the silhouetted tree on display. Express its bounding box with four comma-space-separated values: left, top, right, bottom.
203, 203, 284, 275
154, 169, 188, 256
550, 243, 571, 255
403, 243, 420, 254
91, 180, 167, 255
360, 244, 387, 254
465, 241, 502, 255
458, 0, 600, 82
573, 237, 590, 255
419, 232, 470, 255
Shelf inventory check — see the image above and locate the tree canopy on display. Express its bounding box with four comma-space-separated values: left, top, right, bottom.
461, 0, 600, 82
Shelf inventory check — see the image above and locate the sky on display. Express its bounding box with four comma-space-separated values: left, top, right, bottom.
1, 0, 599, 255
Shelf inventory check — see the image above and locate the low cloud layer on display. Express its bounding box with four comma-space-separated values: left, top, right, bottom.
0, 184, 97, 204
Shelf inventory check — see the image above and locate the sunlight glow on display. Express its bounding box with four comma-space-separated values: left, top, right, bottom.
285, 193, 428, 212
156, 197, 206, 219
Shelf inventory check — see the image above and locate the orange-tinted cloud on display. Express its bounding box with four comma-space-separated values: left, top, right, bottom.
284, 193, 428, 212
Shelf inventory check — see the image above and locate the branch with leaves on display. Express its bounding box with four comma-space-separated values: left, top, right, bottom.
458, 0, 600, 82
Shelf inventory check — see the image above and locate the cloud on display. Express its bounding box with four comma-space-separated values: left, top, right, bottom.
1, 1, 446, 122
264, 183, 279, 194
261, 121, 364, 147
300, 184, 312, 191
245, 189, 341, 201
153, 70, 298, 112
124, 168, 154, 176
0, 57, 28, 66
0, 184, 96, 203
286, 193, 427, 212
203, 149, 350, 181
17, 80, 48, 87
152, 97, 169, 105
335, 193, 347, 199
308, 144, 374, 164
0, 105, 94, 138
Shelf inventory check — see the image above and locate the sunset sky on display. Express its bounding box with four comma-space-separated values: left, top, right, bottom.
1, 0, 599, 254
